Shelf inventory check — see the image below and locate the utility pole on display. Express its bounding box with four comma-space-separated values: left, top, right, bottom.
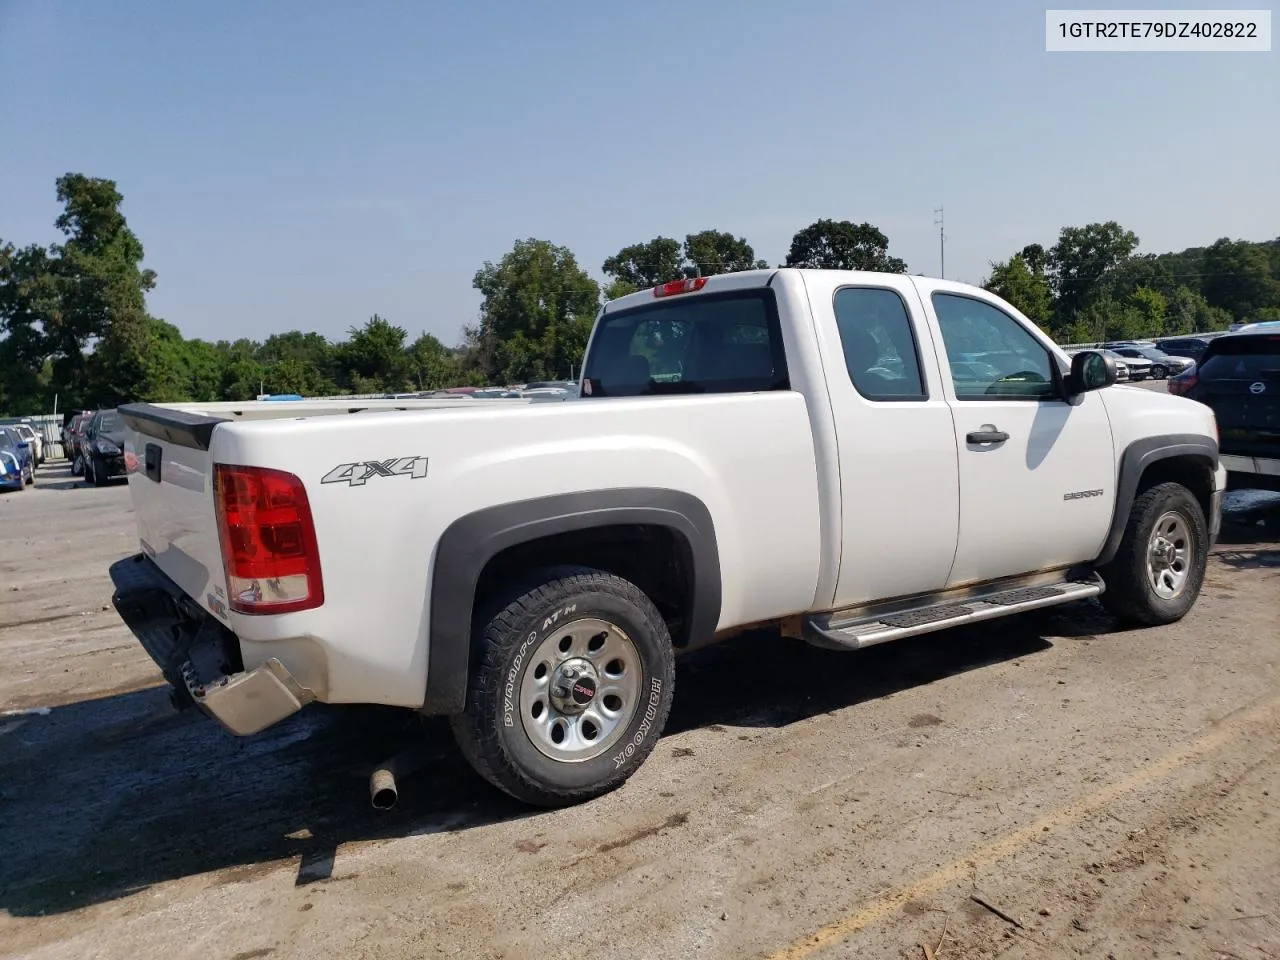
934, 206, 945, 279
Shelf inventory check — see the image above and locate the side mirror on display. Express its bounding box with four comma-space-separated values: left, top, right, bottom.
1067, 350, 1117, 395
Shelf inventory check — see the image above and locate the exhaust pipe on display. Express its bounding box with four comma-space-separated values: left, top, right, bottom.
370, 765, 398, 810
369, 741, 433, 810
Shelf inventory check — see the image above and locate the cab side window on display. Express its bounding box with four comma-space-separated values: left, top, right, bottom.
832, 287, 927, 401
932, 294, 1057, 400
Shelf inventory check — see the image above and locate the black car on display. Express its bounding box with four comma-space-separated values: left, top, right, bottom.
1171, 331, 1280, 491
80, 408, 128, 486
1156, 336, 1214, 363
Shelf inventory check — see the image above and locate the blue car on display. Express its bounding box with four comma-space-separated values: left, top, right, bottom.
0, 425, 35, 491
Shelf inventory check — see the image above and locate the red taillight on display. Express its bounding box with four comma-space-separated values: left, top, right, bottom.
653, 277, 707, 298
213, 464, 324, 615
1169, 372, 1197, 396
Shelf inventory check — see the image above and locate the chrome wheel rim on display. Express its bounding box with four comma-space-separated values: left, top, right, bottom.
519, 617, 643, 763
1146, 511, 1192, 599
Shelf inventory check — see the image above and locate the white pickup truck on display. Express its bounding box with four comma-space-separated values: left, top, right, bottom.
111, 269, 1226, 807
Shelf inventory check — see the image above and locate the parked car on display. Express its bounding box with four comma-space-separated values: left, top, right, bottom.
67, 412, 93, 475
9, 422, 44, 465
1234, 320, 1280, 335
80, 408, 128, 486
1156, 337, 1213, 363
1109, 345, 1193, 380
110, 268, 1225, 808
1101, 349, 1151, 380
1067, 349, 1129, 382
0, 426, 35, 491
1169, 329, 1280, 491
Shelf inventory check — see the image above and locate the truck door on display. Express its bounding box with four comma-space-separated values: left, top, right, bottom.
802, 274, 961, 607
916, 283, 1115, 587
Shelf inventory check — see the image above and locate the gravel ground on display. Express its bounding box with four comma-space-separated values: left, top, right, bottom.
2, 461, 1278, 960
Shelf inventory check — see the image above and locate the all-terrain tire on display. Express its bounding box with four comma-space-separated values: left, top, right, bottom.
1099, 481, 1208, 626
450, 566, 676, 808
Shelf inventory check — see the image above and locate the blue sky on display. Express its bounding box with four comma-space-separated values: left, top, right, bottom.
2, 0, 1277, 346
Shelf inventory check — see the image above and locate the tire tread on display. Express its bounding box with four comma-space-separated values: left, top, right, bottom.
450, 565, 675, 808
1100, 481, 1207, 626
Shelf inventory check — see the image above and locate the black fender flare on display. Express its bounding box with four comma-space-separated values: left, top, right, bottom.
423, 488, 722, 714
1094, 433, 1218, 566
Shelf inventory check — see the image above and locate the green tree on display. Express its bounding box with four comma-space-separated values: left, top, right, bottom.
336, 314, 410, 391
1019, 243, 1048, 274
1200, 238, 1280, 322
784, 219, 907, 272
1101, 254, 1178, 304
0, 241, 57, 413
683, 230, 769, 276
1047, 221, 1139, 323
470, 239, 600, 384
49, 174, 159, 405
603, 279, 639, 301
182, 338, 227, 402
1163, 286, 1231, 335
602, 237, 683, 290
258, 331, 338, 392
984, 254, 1053, 329
218, 338, 267, 400
405, 332, 460, 391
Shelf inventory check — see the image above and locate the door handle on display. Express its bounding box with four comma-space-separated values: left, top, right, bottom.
966, 429, 1009, 444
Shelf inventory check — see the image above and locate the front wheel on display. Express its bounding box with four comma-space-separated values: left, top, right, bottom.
71, 453, 84, 477
90, 456, 107, 487
450, 566, 676, 808
1151, 365, 1167, 380
1099, 481, 1208, 626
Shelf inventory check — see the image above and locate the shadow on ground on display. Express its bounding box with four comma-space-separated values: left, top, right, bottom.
1214, 495, 1280, 568
2, 506, 1274, 919
24, 462, 124, 492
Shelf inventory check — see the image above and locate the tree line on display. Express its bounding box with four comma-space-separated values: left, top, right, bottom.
2, 173, 1277, 416
983, 223, 1280, 343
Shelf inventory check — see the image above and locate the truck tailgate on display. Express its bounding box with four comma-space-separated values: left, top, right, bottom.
119, 404, 229, 617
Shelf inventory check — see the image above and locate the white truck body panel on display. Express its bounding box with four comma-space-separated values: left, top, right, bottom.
794, 271, 962, 606
125, 391, 824, 705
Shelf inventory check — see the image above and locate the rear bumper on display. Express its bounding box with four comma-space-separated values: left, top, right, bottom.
1222, 454, 1280, 493
109, 554, 314, 736
94, 453, 128, 478
0, 460, 26, 488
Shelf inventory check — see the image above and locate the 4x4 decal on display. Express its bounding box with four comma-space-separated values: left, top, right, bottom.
322, 456, 429, 487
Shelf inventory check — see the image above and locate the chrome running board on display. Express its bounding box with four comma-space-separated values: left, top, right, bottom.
803, 571, 1105, 651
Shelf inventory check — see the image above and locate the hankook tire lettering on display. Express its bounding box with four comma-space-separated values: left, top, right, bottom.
614, 677, 663, 768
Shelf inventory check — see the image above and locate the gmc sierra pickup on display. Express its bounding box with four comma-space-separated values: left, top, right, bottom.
110, 269, 1226, 807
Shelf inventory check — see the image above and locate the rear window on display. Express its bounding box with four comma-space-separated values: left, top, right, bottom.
1199, 336, 1280, 379
581, 289, 788, 397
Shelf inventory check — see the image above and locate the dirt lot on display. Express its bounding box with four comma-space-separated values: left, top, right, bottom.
2, 462, 1278, 960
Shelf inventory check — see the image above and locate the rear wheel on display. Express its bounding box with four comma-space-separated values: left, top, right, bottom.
1151, 364, 1167, 380
1099, 481, 1208, 626
450, 566, 676, 808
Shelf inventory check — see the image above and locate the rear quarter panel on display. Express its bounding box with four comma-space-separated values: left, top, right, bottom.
215, 393, 823, 706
